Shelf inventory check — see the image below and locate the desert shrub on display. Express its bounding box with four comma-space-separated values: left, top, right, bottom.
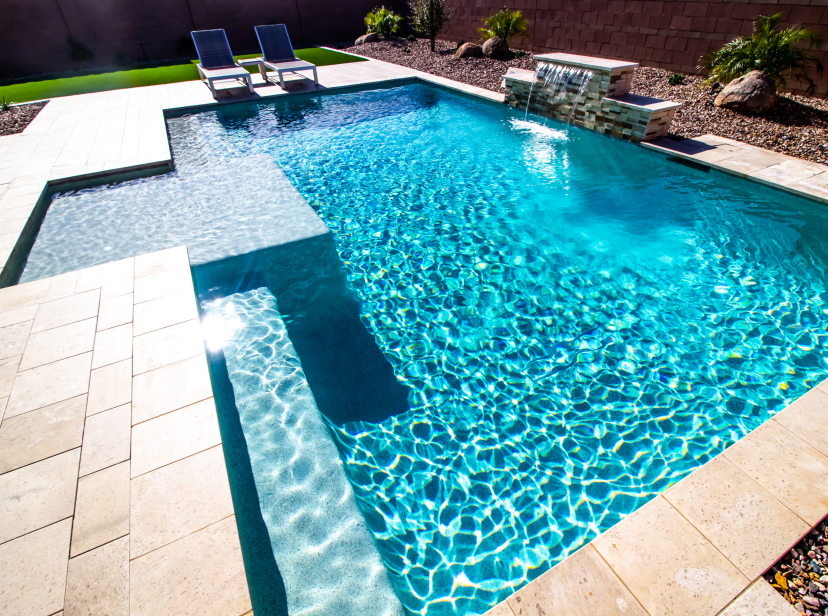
409, 0, 454, 52
699, 13, 825, 95
407, 34, 416, 41
365, 7, 403, 38
478, 7, 527, 42
0, 97, 12, 112
668, 73, 685, 85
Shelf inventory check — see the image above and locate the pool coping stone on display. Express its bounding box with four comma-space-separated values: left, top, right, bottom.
643, 135, 828, 204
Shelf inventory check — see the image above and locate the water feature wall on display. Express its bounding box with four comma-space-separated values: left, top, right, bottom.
504, 53, 681, 142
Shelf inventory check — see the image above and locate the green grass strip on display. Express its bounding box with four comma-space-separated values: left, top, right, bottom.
0, 48, 365, 104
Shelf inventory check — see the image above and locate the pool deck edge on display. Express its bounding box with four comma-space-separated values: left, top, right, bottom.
484, 385, 828, 616
642, 135, 828, 205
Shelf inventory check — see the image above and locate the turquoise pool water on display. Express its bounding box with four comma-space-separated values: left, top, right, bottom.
21, 83, 828, 615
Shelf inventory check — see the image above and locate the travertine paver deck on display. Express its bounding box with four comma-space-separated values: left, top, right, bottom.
2, 53, 828, 616
0, 245, 251, 615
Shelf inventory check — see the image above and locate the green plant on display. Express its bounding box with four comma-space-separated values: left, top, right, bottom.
699, 13, 825, 95
668, 73, 685, 86
513, 50, 527, 58
365, 6, 403, 38
67, 38, 94, 69
403, 46, 411, 53
409, 0, 454, 52
407, 34, 416, 41
478, 7, 528, 43
0, 97, 12, 112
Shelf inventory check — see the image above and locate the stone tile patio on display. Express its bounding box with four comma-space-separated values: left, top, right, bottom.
2, 53, 828, 616
0, 246, 251, 615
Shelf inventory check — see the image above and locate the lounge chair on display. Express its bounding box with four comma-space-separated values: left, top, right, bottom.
191, 29, 254, 97
253, 24, 318, 89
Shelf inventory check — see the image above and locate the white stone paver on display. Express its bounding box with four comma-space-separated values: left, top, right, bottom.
0, 245, 251, 615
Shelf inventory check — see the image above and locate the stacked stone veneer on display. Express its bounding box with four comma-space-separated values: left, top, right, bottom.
504, 53, 681, 143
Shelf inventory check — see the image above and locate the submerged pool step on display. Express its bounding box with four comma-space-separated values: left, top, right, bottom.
202, 288, 404, 616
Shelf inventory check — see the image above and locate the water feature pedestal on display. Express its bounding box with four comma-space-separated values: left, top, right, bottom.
503, 53, 681, 142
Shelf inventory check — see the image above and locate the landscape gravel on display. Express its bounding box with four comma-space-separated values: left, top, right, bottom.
343, 37, 536, 93
344, 38, 828, 165
766, 519, 828, 616
0, 102, 46, 136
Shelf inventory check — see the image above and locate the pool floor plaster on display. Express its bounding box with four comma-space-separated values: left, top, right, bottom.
1, 55, 828, 616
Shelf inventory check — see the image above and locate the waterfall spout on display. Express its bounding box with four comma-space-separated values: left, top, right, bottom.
524, 63, 594, 127
504, 53, 682, 142
523, 61, 547, 120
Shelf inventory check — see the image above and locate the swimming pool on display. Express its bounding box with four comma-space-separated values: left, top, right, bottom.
20, 82, 828, 615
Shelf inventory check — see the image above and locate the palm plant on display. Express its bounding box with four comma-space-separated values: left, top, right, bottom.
699, 13, 824, 95
365, 7, 404, 38
410, 0, 454, 52
478, 7, 528, 43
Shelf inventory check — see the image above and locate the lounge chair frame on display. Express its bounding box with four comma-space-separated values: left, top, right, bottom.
191, 29, 254, 97
254, 25, 318, 89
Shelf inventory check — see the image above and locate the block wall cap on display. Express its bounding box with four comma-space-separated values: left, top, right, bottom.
605, 94, 682, 112
535, 53, 639, 72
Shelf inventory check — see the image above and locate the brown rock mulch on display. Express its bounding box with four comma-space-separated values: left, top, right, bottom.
0, 102, 47, 137
766, 518, 828, 615
343, 38, 828, 166
343, 37, 536, 93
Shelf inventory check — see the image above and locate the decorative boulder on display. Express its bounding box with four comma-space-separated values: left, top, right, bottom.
714, 71, 776, 114
355, 32, 379, 45
482, 36, 509, 59
455, 42, 484, 59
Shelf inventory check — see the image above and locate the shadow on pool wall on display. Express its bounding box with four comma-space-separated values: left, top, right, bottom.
193, 232, 412, 426
206, 347, 290, 616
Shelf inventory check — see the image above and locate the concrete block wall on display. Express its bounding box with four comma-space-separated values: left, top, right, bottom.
1, 0, 825, 95
0, 0, 401, 79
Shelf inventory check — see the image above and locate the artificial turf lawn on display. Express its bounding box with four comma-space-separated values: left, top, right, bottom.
0, 48, 365, 104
